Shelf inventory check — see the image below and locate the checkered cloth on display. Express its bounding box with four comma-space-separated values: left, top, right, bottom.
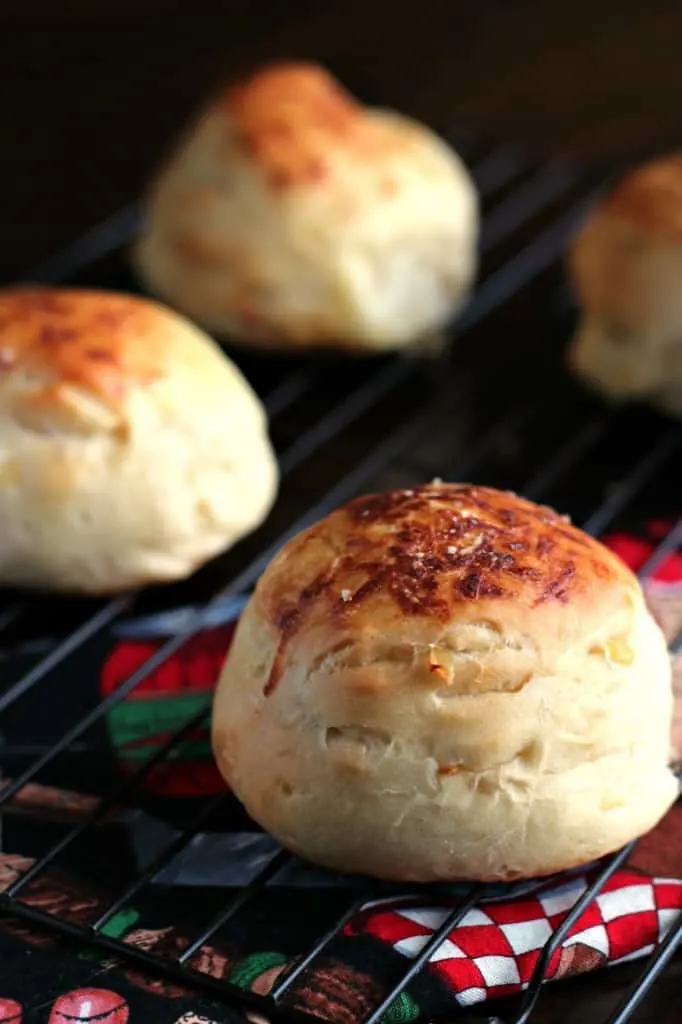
346, 864, 682, 1007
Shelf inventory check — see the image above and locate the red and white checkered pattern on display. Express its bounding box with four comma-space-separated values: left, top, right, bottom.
347, 869, 682, 1007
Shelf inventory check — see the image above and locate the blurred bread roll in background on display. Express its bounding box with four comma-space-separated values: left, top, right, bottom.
212, 483, 677, 882
133, 62, 478, 354
568, 154, 682, 415
0, 287, 278, 594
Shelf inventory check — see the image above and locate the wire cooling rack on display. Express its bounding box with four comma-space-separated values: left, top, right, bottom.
0, 133, 680, 1024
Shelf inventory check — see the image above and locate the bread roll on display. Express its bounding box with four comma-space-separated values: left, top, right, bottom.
133, 62, 478, 354
0, 287, 278, 594
212, 483, 677, 882
568, 154, 682, 415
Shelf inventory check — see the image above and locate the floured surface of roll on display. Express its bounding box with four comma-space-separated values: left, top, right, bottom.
568, 154, 682, 415
212, 483, 677, 882
0, 287, 278, 594
134, 62, 478, 354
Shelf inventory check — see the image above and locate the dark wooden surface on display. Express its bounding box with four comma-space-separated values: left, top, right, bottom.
0, 2, 680, 1020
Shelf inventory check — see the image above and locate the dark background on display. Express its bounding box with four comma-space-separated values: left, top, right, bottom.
2, 0, 682, 280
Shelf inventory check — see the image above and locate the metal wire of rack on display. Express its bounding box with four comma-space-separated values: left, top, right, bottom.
0, 133, 679, 1024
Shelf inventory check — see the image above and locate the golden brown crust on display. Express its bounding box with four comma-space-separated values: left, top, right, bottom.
220, 62, 405, 192
596, 153, 682, 241
0, 287, 168, 409
134, 61, 478, 353
212, 482, 676, 882
0, 285, 279, 593
259, 483, 633, 694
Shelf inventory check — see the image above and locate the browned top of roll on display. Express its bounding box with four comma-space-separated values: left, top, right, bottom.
257, 483, 636, 675
596, 153, 682, 241
0, 287, 175, 407
220, 61, 408, 191
0, 284, 269, 443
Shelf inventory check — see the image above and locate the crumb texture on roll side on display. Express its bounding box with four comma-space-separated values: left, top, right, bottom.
568, 152, 682, 416
133, 61, 479, 353
0, 286, 278, 594
212, 482, 677, 882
